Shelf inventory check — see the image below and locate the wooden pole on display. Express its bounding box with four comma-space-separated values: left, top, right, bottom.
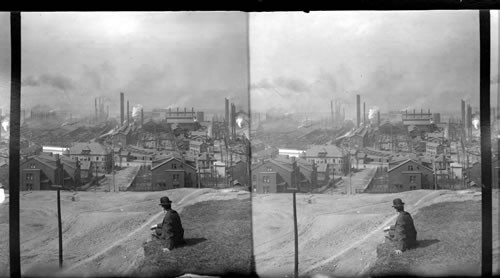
57, 188, 63, 268
479, 10, 492, 276
292, 191, 298, 278
9, 12, 21, 277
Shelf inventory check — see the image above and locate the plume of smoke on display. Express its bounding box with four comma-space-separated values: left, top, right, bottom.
132, 104, 143, 118
472, 114, 480, 129
368, 106, 379, 120
22, 73, 75, 91
1, 117, 9, 133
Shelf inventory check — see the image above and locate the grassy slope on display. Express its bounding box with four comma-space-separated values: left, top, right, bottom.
370, 200, 481, 276
135, 198, 252, 277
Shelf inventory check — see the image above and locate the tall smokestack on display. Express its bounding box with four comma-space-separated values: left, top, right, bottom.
363, 102, 366, 125
467, 104, 472, 141
141, 108, 144, 126
356, 94, 360, 128
95, 98, 98, 121
377, 111, 380, 127
120, 92, 124, 126
330, 100, 334, 126
461, 99, 465, 127
127, 100, 130, 124
225, 98, 230, 136
231, 103, 236, 137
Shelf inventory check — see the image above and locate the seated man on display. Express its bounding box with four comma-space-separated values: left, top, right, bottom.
384, 198, 417, 254
151, 196, 185, 251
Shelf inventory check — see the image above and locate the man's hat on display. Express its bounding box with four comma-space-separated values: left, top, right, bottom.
392, 198, 405, 207
159, 196, 172, 206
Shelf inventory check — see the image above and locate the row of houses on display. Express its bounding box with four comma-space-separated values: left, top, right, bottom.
20, 153, 92, 190
251, 156, 322, 193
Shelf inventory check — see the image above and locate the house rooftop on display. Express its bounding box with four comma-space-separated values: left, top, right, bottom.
305, 144, 345, 157
69, 142, 110, 155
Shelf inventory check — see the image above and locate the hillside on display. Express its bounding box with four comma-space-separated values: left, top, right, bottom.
371, 200, 481, 276
136, 198, 252, 277
252, 189, 488, 277
0, 188, 250, 277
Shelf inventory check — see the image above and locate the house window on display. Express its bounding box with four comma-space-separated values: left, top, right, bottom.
26, 173, 33, 181
408, 165, 414, 171
262, 176, 270, 183
266, 167, 273, 172
30, 163, 36, 169
409, 175, 416, 183
96, 157, 99, 161
172, 164, 177, 169
410, 185, 417, 190
173, 174, 180, 181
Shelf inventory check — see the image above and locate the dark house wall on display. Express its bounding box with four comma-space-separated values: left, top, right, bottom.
388, 160, 433, 191
152, 159, 197, 190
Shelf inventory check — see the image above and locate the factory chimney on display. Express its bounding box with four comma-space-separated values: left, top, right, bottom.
356, 94, 360, 128
225, 98, 230, 137
141, 108, 144, 126
363, 102, 366, 126
127, 100, 130, 125
466, 104, 472, 141
120, 92, 124, 126
461, 99, 465, 127
330, 100, 334, 126
95, 98, 98, 121
231, 103, 236, 137
377, 111, 380, 127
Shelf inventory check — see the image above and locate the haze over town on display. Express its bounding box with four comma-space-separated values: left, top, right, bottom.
250, 11, 485, 119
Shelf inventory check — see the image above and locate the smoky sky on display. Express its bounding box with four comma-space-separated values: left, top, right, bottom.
4, 12, 500, 120
250, 11, 485, 118
0, 12, 10, 115
18, 12, 249, 116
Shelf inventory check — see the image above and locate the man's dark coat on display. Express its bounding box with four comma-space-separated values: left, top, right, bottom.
156, 209, 185, 249
393, 211, 417, 251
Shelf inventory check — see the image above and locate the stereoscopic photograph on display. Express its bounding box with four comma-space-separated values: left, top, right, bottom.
1, 10, 500, 278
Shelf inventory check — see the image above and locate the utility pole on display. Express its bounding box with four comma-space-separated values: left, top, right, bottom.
57, 185, 63, 268
433, 159, 437, 190
196, 156, 201, 188
112, 140, 115, 192
292, 191, 298, 278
